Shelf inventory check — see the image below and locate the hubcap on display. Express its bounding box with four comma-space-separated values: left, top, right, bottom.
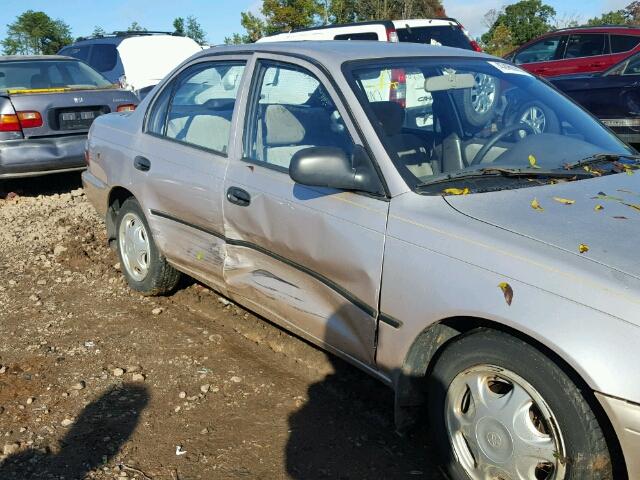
445, 365, 566, 480
520, 106, 546, 135
118, 212, 151, 282
471, 74, 497, 114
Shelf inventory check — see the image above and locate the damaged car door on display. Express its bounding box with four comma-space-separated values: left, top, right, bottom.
222, 57, 388, 366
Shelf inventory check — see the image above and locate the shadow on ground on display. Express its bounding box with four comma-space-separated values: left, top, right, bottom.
0, 383, 149, 480
0, 171, 82, 198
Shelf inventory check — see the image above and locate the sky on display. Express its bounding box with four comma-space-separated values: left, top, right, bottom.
0, 0, 635, 46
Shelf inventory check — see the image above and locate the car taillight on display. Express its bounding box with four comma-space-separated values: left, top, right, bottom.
386, 27, 399, 43
16, 111, 43, 129
389, 68, 406, 108
470, 39, 482, 52
0, 114, 21, 132
116, 104, 136, 112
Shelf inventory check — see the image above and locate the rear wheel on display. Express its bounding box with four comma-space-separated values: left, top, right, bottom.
116, 197, 181, 295
428, 329, 613, 480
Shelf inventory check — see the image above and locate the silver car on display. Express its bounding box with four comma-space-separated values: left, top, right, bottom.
82, 42, 640, 480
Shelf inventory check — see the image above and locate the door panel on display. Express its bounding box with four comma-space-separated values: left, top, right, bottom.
222, 59, 388, 366
135, 59, 247, 290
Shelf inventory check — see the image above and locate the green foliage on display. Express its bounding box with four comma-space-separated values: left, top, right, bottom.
173, 17, 185, 36
2, 10, 73, 55
127, 22, 147, 32
224, 11, 266, 44
92, 26, 106, 37
185, 16, 207, 44
586, 10, 628, 26
483, 24, 515, 57
481, 0, 555, 50
261, 0, 323, 35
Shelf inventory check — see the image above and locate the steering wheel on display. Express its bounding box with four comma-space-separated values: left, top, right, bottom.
469, 123, 535, 167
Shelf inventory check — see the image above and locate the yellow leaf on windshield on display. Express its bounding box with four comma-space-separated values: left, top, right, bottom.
553, 197, 575, 205
443, 187, 469, 196
579, 243, 589, 253
594, 204, 604, 211
584, 165, 603, 176
498, 282, 513, 306
623, 202, 640, 212
531, 198, 543, 211
528, 154, 541, 169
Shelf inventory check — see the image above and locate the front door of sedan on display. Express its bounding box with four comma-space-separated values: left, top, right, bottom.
222, 56, 389, 366
136, 58, 248, 292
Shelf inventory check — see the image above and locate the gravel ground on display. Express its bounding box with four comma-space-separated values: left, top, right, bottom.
0, 173, 445, 480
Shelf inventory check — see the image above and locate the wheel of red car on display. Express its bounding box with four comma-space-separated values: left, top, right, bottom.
515, 101, 560, 137
116, 197, 181, 296
428, 329, 614, 480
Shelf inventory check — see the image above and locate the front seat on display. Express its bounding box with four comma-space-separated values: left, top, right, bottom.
369, 101, 436, 178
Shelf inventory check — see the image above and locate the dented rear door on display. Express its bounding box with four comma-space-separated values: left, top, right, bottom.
222, 55, 388, 366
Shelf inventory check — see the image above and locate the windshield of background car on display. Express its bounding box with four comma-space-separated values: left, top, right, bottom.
0, 60, 113, 92
348, 58, 633, 193
395, 26, 472, 50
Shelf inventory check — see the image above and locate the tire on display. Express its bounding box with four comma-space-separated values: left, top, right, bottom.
116, 197, 181, 295
454, 73, 501, 128
514, 101, 560, 135
428, 329, 613, 480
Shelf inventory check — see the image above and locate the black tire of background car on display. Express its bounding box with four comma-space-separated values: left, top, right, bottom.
427, 329, 614, 480
116, 197, 182, 296
453, 76, 502, 128
514, 100, 560, 135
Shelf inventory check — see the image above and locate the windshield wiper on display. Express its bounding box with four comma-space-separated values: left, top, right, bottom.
563, 153, 640, 170
415, 167, 592, 190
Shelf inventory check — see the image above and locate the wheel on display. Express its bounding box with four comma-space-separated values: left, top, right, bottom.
515, 101, 559, 136
454, 73, 501, 128
428, 329, 613, 480
116, 197, 181, 295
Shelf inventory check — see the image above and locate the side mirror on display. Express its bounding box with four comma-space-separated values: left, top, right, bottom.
289, 145, 384, 195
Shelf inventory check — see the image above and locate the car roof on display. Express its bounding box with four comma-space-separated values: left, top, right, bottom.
541, 25, 640, 36
203, 40, 491, 65
0, 55, 76, 62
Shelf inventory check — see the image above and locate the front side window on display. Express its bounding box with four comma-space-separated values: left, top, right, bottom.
349, 58, 632, 194
514, 37, 561, 64
161, 61, 245, 153
244, 62, 353, 170
623, 53, 640, 75
564, 34, 606, 59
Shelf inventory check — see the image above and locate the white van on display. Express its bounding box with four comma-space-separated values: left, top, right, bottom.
257, 18, 481, 51
59, 32, 203, 98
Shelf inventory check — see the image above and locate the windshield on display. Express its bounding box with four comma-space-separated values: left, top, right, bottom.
395, 25, 472, 50
0, 59, 113, 92
348, 58, 633, 194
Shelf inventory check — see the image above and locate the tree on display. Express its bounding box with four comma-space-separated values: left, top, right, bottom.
262, 0, 322, 35
127, 21, 147, 32
481, 0, 555, 48
173, 17, 185, 36
91, 26, 106, 37
1, 10, 72, 55
484, 24, 515, 56
185, 16, 207, 44
586, 10, 627, 26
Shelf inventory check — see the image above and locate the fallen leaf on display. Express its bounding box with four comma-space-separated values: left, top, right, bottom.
584, 165, 603, 176
594, 204, 604, 211
528, 154, 541, 169
530, 198, 543, 211
443, 187, 470, 195
578, 243, 589, 253
553, 196, 575, 205
623, 202, 640, 212
592, 192, 624, 202
498, 282, 513, 306
613, 216, 628, 219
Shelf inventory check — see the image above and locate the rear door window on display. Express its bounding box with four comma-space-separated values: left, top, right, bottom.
564, 34, 607, 58
610, 34, 640, 53
334, 32, 378, 41
514, 36, 562, 64
88, 44, 118, 73
396, 26, 471, 49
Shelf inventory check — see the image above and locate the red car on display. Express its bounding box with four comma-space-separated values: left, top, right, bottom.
505, 25, 640, 77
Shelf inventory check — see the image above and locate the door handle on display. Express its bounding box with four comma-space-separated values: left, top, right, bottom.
133, 155, 151, 172
226, 186, 251, 207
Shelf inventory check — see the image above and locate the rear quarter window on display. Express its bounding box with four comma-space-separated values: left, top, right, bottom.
334, 32, 379, 41
89, 44, 118, 73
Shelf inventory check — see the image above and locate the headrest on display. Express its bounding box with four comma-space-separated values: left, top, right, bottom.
369, 101, 404, 136
265, 105, 305, 146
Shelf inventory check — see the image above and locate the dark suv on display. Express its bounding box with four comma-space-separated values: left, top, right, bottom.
505, 25, 640, 77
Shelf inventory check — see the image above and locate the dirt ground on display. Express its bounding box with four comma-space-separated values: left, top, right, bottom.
0, 173, 445, 480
